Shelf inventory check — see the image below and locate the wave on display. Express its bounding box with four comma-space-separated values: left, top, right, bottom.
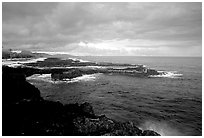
139, 120, 183, 136
68, 57, 90, 63
2, 58, 47, 67
26, 74, 53, 83
27, 73, 100, 84
64, 74, 99, 83
150, 71, 183, 78
11, 50, 22, 53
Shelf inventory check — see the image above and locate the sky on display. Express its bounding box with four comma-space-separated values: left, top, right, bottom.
2, 2, 202, 56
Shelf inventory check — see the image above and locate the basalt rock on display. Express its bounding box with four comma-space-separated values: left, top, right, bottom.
80, 102, 95, 117
142, 130, 161, 136
147, 69, 159, 75
51, 69, 83, 80
3, 57, 160, 80
3, 66, 42, 104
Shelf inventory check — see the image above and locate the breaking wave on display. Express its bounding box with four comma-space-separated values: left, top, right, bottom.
26, 73, 100, 84
68, 57, 90, 63
26, 74, 53, 83
139, 120, 183, 136
150, 71, 183, 78
64, 74, 98, 83
2, 58, 47, 67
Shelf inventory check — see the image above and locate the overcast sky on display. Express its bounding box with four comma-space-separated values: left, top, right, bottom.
2, 2, 202, 56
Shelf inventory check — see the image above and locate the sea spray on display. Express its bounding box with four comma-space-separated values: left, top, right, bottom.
150, 71, 183, 78
27, 73, 101, 84
2, 57, 47, 67
139, 120, 183, 136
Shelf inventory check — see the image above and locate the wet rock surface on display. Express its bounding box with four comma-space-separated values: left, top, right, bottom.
2, 66, 161, 136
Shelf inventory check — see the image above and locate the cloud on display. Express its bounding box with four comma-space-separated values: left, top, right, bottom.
2, 2, 202, 56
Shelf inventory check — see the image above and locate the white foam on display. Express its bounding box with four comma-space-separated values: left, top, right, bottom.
64, 74, 99, 83
21, 58, 47, 64
27, 73, 68, 84
68, 57, 90, 63
86, 66, 106, 69
2, 58, 47, 67
11, 50, 22, 53
139, 120, 183, 136
26, 73, 100, 84
27, 74, 52, 82
150, 71, 183, 78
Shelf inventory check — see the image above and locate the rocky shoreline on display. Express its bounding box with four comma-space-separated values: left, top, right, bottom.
3, 57, 160, 81
3, 66, 160, 136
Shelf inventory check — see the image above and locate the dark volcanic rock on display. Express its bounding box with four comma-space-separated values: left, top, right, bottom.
147, 69, 159, 75
80, 102, 95, 117
103, 121, 143, 136
2, 66, 160, 136
23, 57, 160, 77
73, 115, 116, 135
51, 69, 83, 80
4, 57, 160, 80
3, 66, 42, 104
25, 57, 97, 67
142, 130, 161, 136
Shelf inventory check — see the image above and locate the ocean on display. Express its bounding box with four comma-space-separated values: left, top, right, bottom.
27, 56, 202, 136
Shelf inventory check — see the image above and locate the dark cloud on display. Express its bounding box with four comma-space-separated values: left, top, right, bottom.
2, 2, 202, 56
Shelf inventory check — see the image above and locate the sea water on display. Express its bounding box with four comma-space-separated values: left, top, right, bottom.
27, 56, 202, 136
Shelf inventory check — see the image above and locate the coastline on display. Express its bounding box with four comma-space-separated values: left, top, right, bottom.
2, 66, 160, 136
2, 54, 201, 136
